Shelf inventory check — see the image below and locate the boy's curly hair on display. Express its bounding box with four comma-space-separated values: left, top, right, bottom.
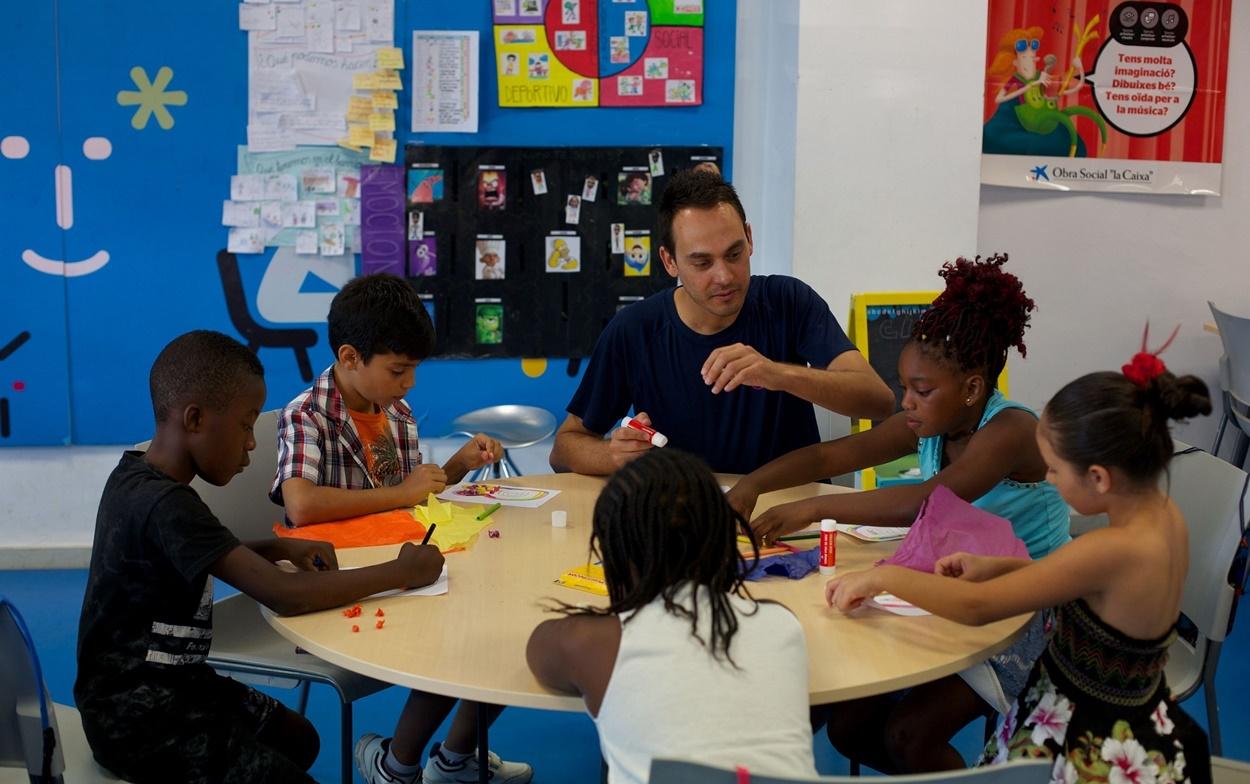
912, 253, 1035, 384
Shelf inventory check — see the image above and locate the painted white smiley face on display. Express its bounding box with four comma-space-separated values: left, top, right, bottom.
3, 135, 113, 277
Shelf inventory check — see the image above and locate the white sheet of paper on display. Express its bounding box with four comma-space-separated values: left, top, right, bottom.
348, 564, 448, 598
867, 593, 931, 616
295, 230, 319, 254
411, 30, 479, 133
228, 227, 265, 254
836, 524, 910, 542
222, 200, 261, 227
335, 0, 361, 30
231, 174, 266, 201
240, 4, 278, 30
247, 123, 296, 152
436, 483, 561, 508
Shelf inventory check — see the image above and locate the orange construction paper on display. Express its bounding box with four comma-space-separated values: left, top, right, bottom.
273, 509, 428, 550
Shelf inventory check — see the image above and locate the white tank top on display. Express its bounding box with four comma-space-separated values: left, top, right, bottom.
594, 582, 817, 784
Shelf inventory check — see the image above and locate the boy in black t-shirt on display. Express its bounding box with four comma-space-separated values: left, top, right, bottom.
75, 330, 444, 783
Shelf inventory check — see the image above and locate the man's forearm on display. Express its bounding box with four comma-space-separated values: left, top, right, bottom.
549, 430, 617, 475
775, 364, 895, 420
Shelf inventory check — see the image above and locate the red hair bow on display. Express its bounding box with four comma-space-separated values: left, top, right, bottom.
1121, 322, 1179, 388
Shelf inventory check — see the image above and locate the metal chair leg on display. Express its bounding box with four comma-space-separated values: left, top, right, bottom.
849, 759, 861, 776
1212, 413, 1229, 457
1203, 640, 1223, 756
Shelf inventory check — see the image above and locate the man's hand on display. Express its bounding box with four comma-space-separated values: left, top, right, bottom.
702, 343, 783, 394
609, 412, 654, 469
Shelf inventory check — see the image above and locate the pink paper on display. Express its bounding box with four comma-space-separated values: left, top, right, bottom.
879, 484, 1029, 573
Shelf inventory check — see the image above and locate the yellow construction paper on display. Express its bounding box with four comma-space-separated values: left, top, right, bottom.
376, 47, 405, 69
368, 111, 396, 132
372, 90, 398, 111
370, 135, 397, 163
556, 563, 608, 597
346, 96, 373, 122
347, 123, 374, 147
414, 493, 492, 551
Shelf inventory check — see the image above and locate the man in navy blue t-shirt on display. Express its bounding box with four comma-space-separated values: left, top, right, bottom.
550, 169, 894, 476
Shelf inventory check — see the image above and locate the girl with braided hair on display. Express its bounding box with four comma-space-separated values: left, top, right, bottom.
527, 449, 818, 784
828, 348, 1213, 784
728, 254, 1071, 772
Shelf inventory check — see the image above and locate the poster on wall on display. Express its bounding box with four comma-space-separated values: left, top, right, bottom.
981, 0, 1230, 195
412, 30, 480, 132
492, 0, 704, 108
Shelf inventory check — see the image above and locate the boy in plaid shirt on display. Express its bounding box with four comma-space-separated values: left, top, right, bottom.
271, 274, 532, 784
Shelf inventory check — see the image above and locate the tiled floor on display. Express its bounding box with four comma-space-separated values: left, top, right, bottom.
2, 569, 1246, 783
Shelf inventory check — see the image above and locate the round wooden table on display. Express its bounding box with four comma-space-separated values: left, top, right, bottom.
265, 473, 1031, 711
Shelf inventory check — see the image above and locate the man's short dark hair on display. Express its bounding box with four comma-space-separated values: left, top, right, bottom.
328, 273, 434, 362
149, 330, 264, 423
657, 169, 747, 255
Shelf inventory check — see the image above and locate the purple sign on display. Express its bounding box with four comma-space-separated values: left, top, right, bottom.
494, 0, 547, 25
360, 164, 405, 276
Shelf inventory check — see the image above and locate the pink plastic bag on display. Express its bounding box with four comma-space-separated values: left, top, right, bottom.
879, 484, 1029, 573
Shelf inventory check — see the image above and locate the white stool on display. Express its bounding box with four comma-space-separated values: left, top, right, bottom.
447, 405, 557, 481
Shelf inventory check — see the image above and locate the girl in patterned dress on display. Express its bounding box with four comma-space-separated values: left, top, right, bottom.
827, 342, 1213, 784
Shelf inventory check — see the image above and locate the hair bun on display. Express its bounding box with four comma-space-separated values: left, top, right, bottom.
1149, 372, 1212, 422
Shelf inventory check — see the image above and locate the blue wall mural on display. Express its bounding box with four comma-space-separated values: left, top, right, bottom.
1, 0, 736, 446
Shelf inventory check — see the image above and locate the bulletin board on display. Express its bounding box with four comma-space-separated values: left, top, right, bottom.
847, 291, 1011, 489
360, 144, 721, 358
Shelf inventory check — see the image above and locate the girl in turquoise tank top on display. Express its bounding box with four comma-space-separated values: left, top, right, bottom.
729, 254, 1070, 773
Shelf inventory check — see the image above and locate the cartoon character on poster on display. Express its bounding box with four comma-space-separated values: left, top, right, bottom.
528, 53, 549, 79
546, 236, 581, 272
623, 236, 650, 276
983, 20, 1105, 157
409, 236, 437, 276
478, 169, 506, 209
409, 168, 444, 204
475, 239, 506, 280
503, 52, 520, 76
617, 171, 651, 205
476, 303, 504, 344
530, 169, 548, 195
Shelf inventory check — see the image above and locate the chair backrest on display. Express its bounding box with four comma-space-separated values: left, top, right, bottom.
648, 759, 1052, 784
136, 410, 285, 541
1167, 444, 1248, 644
1210, 302, 1250, 405
0, 598, 65, 778
217, 250, 260, 341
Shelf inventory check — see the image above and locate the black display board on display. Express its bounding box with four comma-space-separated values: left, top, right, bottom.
401, 144, 722, 359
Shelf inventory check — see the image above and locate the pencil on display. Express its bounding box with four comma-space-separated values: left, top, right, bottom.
477, 502, 502, 521
420, 523, 437, 546
777, 532, 822, 542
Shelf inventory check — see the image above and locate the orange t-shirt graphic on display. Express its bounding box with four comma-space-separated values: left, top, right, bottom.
347, 408, 403, 487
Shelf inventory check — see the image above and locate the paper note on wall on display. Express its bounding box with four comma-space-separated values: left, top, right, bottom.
411, 30, 479, 133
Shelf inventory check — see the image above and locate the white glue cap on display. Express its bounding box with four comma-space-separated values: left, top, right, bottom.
551, 510, 567, 528
820, 518, 836, 532
650, 431, 668, 448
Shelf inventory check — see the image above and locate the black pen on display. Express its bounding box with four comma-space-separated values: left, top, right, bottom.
420, 523, 437, 546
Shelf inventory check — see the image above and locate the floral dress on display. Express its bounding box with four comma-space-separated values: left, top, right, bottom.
981, 600, 1210, 784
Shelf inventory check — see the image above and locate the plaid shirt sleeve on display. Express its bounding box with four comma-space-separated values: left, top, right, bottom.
270, 406, 326, 506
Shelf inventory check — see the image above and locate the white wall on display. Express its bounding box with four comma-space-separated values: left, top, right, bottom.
791, 0, 988, 318
977, 3, 1250, 447
732, 0, 799, 278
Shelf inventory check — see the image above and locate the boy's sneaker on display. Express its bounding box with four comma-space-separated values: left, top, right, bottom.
354, 733, 422, 784
423, 742, 533, 784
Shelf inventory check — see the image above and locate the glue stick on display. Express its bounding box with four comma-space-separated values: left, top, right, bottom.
620, 416, 668, 447
819, 519, 837, 575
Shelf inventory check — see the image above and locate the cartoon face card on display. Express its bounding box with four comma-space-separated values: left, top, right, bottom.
475, 300, 504, 344
475, 235, 506, 280
617, 169, 652, 205
408, 234, 437, 276
622, 232, 651, 276
477, 166, 506, 210
545, 232, 581, 273
409, 164, 444, 204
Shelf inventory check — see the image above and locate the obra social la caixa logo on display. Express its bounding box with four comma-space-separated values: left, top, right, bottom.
1029, 161, 1156, 183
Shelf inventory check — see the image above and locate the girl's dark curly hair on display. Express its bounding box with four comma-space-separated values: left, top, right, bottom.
911, 253, 1035, 385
